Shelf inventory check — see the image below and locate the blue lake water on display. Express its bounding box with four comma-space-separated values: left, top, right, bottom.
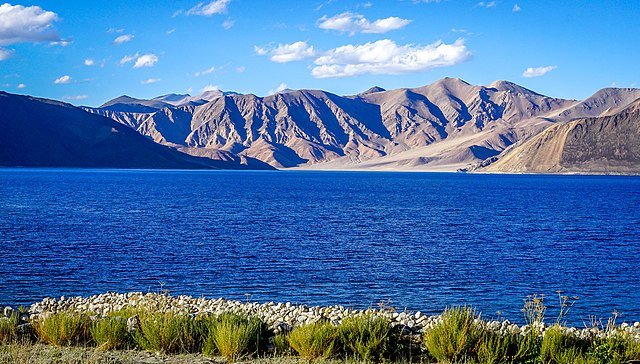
1, 169, 639, 325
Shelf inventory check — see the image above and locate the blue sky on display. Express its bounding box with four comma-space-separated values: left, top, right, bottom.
0, 0, 638, 106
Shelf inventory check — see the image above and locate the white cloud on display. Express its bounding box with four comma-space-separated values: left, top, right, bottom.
141, 78, 161, 84
114, 34, 134, 44
202, 84, 220, 92
54, 75, 71, 84
84, 58, 95, 66
222, 18, 234, 29
17, 83, 25, 89
63, 95, 88, 101
50, 39, 71, 47
0, 47, 13, 60
194, 66, 215, 77
119, 52, 139, 65
522, 65, 557, 78
186, 0, 230, 16
312, 38, 471, 78
0, 3, 60, 46
107, 28, 124, 34
476, 1, 496, 8
512, 4, 521, 12
317, 12, 411, 35
133, 54, 158, 68
267, 82, 288, 95
235, 66, 246, 73
255, 41, 316, 63
166, 29, 176, 35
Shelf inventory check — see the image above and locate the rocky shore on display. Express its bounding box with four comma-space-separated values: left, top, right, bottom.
11, 292, 639, 341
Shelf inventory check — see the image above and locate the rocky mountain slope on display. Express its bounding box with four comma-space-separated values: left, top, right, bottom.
480, 99, 640, 174
80, 79, 640, 172
0, 92, 272, 169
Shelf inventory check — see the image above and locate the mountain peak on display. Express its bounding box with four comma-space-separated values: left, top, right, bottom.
487, 80, 544, 97
360, 86, 386, 95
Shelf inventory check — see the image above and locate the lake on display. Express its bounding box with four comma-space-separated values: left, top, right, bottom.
1, 169, 639, 325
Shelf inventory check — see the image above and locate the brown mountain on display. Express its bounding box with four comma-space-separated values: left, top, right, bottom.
0, 92, 272, 170
480, 99, 640, 174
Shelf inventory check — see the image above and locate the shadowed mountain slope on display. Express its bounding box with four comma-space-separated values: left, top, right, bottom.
0, 92, 273, 169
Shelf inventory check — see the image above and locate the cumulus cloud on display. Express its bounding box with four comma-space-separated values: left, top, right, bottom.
0, 47, 13, 60
84, 59, 95, 66
0, 3, 60, 46
235, 66, 245, 73
114, 34, 134, 44
267, 82, 288, 95
119, 53, 139, 65
317, 12, 411, 35
512, 4, 521, 12
141, 78, 161, 84
312, 38, 471, 78
522, 65, 557, 78
133, 54, 158, 68
54, 75, 72, 84
185, 0, 230, 16
17, 83, 25, 89
254, 41, 316, 63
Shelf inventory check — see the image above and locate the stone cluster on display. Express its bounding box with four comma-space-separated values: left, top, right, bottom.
14, 292, 640, 340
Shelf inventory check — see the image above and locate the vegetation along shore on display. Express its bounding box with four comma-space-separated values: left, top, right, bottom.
1, 292, 640, 363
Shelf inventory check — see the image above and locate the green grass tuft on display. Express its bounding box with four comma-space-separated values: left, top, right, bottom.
0, 312, 20, 344
202, 313, 265, 362
337, 314, 394, 362
133, 311, 204, 354
287, 321, 337, 360
90, 316, 132, 351
423, 306, 484, 363
32, 312, 91, 347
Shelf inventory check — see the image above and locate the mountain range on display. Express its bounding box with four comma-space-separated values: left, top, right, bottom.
1, 78, 639, 173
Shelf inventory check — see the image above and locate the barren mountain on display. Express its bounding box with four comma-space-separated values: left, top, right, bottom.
480, 99, 640, 174
87, 79, 640, 171
0, 92, 272, 169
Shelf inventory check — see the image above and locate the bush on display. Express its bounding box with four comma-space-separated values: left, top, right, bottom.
0, 312, 20, 343
133, 312, 204, 354
337, 314, 394, 362
423, 306, 484, 362
32, 312, 91, 346
90, 316, 132, 350
477, 331, 540, 364
202, 313, 265, 362
540, 326, 589, 364
288, 322, 337, 360
273, 334, 294, 357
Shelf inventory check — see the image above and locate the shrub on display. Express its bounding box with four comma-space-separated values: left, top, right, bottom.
273, 334, 294, 357
540, 325, 589, 364
423, 306, 484, 363
134, 312, 204, 354
477, 331, 540, 364
337, 314, 394, 362
90, 316, 132, 350
288, 321, 337, 360
32, 312, 91, 346
202, 313, 265, 362
0, 312, 20, 343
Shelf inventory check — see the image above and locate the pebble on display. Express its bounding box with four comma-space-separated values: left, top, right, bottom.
25, 292, 640, 341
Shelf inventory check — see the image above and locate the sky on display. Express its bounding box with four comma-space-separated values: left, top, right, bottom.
0, 0, 638, 106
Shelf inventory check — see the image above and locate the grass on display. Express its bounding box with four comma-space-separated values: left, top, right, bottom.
0, 311, 20, 344
32, 312, 92, 347
202, 313, 266, 362
133, 311, 204, 354
423, 306, 484, 363
336, 314, 394, 362
287, 321, 337, 360
90, 316, 132, 351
